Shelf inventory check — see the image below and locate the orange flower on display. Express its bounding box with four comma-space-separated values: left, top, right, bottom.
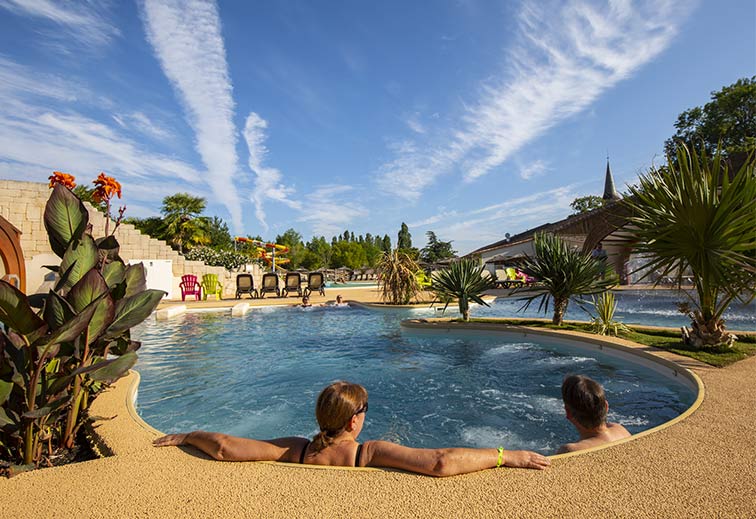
48, 171, 76, 189
92, 172, 122, 203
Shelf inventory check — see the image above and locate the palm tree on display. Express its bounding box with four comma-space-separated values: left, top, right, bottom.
518, 233, 617, 325
377, 250, 421, 304
161, 193, 210, 253
432, 259, 496, 321
624, 144, 756, 349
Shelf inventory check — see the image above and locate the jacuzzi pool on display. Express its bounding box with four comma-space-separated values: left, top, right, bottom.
132, 305, 697, 453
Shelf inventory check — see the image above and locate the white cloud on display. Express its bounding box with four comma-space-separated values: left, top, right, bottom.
0, 0, 119, 47
518, 159, 548, 180
296, 185, 368, 237
243, 112, 301, 231
405, 112, 426, 134
376, 0, 687, 198
112, 112, 174, 141
141, 0, 244, 231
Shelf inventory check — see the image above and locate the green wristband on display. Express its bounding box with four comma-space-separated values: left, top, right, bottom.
496, 446, 505, 468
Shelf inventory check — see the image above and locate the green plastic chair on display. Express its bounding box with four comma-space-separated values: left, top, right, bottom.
201, 273, 223, 300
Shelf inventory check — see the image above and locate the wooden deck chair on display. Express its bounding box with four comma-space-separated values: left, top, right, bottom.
304, 272, 326, 297
494, 269, 509, 288
235, 274, 258, 299
180, 274, 202, 301
283, 272, 303, 297
260, 273, 281, 298
201, 273, 223, 300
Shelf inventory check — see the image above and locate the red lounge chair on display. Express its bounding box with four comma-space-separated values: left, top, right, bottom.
180, 274, 202, 301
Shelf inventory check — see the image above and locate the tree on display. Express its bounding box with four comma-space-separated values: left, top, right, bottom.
570, 195, 605, 215
276, 228, 305, 268
420, 231, 457, 263
382, 234, 391, 252
397, 222, 412, 250
624, 144, 756, 349
331, 241, 367, 269
518, 233, 617, 325
377, 250, 421, 304
124, 216, 167, 240
161, 193, 210, 253
432, 259, 496, 320
664, 77, 755, 159
206, 216, 233, 249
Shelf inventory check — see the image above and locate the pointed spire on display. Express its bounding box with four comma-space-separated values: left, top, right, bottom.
603, 158, 620, 200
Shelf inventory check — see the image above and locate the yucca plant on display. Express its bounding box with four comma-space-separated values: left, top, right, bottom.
624, 144, 755, 349
0, 180, 164, 470
518, 233, 617, 325
432, 259, 497, 321
584, 291, 629, 336
377, 250, 421, 304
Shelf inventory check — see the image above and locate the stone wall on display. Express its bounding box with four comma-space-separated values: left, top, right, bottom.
0, 180, 261, 299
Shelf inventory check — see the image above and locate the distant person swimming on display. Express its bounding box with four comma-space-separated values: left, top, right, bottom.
557, 375, 630, 454
154, 381, 550, 477
330, 294, 348, 307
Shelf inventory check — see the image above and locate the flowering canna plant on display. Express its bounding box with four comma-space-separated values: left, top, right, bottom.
0, 179, 164, 473
48, 171, 76, 190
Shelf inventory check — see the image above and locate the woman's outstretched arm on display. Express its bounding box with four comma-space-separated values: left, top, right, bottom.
363, 441, 550, 477
153, 432, 307, 463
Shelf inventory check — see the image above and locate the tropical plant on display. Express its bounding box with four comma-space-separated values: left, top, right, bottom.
584, 291, 629, 336
518, 233, 617, 325
431, 259, 496, 321
377, 250, 421, 304
623, 145, 756, 349
161, 193, 211, 253
0, 178, 164, 470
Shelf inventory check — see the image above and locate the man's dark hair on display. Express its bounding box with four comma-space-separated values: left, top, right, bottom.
561, 375, 608, 429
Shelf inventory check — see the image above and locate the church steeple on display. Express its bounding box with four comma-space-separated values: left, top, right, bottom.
603, 157, 620, 201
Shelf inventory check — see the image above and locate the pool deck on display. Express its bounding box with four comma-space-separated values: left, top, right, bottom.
3, 289, 756, 518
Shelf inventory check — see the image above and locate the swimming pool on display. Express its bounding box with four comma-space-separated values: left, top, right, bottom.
133, 304, 697, 453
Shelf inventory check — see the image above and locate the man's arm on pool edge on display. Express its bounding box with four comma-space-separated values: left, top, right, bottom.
153, 431, 306, 462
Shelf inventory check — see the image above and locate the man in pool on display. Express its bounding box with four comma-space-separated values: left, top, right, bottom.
556, 375, 630, 454
154, 381, 550, 477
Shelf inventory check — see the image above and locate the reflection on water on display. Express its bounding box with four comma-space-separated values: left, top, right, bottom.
133, 300, 699, 454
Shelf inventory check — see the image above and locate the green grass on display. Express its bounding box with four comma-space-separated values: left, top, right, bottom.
456, 318, 756, 368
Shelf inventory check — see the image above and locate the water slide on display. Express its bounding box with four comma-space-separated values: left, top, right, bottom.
235, 237, 290, 270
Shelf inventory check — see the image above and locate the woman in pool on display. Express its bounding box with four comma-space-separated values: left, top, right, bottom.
154, 381, 550, 477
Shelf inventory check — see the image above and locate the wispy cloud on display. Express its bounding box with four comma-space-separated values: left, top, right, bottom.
141, 0, 244, 231
518, 159, 548, 180
296, 185, 368, 237
243, 112, 301, 231
405, 112, 426, 134
0, 0, 119, 47
112, 112, 174, 142
408, 185, 580, 253
377, 0, 687, 199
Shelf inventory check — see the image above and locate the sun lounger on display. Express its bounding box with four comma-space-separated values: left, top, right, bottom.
304, 272, 326, 297
260, 273, 281, 298
283, 272, 303, 297
235, 274, 258, 299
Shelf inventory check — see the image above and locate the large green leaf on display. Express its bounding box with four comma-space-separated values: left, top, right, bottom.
0, 280, 46, 338
35, 297, 101, 354
58, 234, 99, 292
0, 407, 14, 426
102, 261, 126, 289
42, 291, 75, 330
82, 352, 137, 383
44, 184, 89, 258
106, 290, 164, 336
123, 263, 147, 297
96, 235, 121, 262
0, 379, 12, 406
68, 270, 109, 313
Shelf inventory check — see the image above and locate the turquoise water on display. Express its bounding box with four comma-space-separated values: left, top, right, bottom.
133, 302, 699, 454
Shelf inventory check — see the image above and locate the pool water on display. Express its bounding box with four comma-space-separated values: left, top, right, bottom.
133, 304, 697, 454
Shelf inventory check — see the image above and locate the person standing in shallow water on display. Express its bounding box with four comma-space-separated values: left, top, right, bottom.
154, 381, 550, 477
557, 375, 630, 454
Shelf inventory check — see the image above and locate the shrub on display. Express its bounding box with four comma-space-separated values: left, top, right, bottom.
185, 246, 250, 270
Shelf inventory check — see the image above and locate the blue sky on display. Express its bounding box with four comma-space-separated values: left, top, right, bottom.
0, 0, 753, 254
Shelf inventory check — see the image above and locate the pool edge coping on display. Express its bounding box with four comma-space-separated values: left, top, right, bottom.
103, 321, 705, 471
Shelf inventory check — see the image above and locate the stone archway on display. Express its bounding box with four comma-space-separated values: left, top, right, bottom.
0, 216, 26, 292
